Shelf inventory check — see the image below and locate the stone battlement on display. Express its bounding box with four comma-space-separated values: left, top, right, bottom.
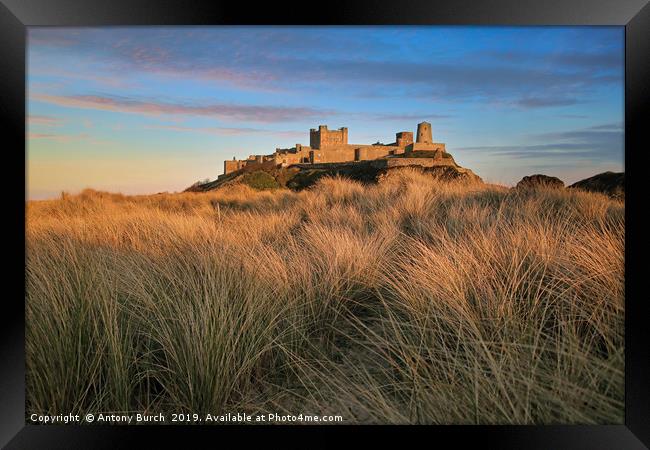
221, 121, 448, 178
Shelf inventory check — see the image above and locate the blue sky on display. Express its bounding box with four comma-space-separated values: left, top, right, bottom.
27, 26, 624, 199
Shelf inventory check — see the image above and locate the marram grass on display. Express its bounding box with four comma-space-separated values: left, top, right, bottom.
26, 169, 624, 424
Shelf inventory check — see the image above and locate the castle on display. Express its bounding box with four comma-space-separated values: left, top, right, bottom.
221, 121, 448, 178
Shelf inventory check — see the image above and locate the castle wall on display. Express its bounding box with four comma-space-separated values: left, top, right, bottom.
224, 159, 247, 175
274, 146, 312, 166
309, 144, 405, 164
276, 153, 301, 165
293, 157, 456, 171
355, 145, 403, 161
309, 145, 356, 163
369, 157, 455, 169
405, 142, 446, 155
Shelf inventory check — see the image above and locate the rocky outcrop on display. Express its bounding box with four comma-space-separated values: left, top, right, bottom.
420, 165, 482, 183
515, 174, 565, 190
568, 171, 624, 200
187, 159, 482, 192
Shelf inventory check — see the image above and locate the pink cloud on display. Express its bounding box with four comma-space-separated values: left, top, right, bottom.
27, 132, 111, 145
27, 132, 87, 143
27, 115, 63, 127
32, 93, 332, 123
28, 133, 59, 139
30, 68, 137, 89
146, 124, 303, 139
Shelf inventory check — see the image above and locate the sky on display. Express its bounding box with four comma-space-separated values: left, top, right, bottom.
27, 26, 624, 199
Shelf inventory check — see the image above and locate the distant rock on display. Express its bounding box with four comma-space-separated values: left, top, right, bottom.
568, 171, 624, 200
515, 174, 565, 190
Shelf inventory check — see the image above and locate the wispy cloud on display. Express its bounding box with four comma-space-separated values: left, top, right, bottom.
558, 114, 590, 119
585, 123, 623, 131
483, 49, 623, 71
27, 131, 112, 145
31, 68, 137, 89
514, 96, 581, 109
456, 123, 623, 162
28, 132, 88, 143
372, 113, 453, 121
533, 122, 623, 140
145, 124, 303, 139
27, 115, 63, 126
32, 93, 335, 123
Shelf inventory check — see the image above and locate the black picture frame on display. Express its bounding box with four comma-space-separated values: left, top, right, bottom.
2, 0, 648, 447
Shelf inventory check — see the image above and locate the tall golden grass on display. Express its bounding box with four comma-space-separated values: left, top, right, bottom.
26, 169, 624, 424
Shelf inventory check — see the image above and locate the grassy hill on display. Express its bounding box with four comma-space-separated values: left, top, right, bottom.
27, 169, 624, 424
187, 158, 481, 193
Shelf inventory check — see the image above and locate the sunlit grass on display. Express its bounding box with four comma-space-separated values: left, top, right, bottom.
26, 169, 624, 424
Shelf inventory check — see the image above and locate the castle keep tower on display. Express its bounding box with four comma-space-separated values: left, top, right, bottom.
416, 121, 432, 144
310, 125, 348, 149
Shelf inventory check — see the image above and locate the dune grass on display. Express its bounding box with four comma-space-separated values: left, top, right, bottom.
26, 169, 624, 424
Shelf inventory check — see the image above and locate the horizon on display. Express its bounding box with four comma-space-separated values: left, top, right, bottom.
27, 26, 624, 200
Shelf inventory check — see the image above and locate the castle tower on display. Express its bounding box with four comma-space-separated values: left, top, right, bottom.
309, 125, 348, 149
396, 131, 413, 147
416, 121, 432, 144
